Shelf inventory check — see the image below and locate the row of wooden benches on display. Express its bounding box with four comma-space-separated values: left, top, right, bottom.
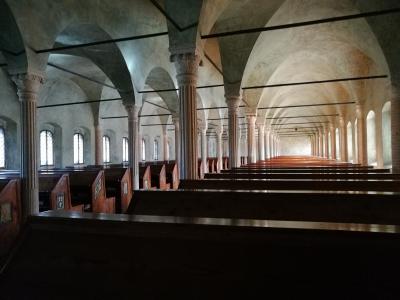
2, 157, 400, 297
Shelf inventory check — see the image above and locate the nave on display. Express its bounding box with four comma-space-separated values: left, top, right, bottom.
2, 156, 400, 298
1, 0, 400, 298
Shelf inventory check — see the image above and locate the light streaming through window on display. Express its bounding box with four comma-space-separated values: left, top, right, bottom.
74, 133, 84, 164
0, 128, 5, 168
103, 136, 110, 163
122, 137, 129, 162
141, 139, 146, 161
40, 130, 54, 166
154, 139, 159, 161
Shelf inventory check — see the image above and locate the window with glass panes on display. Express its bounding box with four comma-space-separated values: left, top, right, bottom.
40, 130, 54, 166
74, 133, 84, 164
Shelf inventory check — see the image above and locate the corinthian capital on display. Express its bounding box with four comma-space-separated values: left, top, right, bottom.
170, 52, 200, 86
12, 73, 44, 99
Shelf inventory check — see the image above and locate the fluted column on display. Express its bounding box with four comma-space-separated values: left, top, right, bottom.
247, 114, 257, 163
162, 128, 169, 161
216, 127, 223, 172
356, 103, 367, 165
171, 52, 200, 179
125, 104, 140, 190
172, 115, 180, 169
324, 127, 330, 158
339, 118, 348, 162
269, 131, 274, 158
330, 125, 336, 160
257, 123, 265, 161
13, 73, 44, 221
392, 85, 400, 172
264, 128, 270, 159
94, 123, 103, 165
200, 125, 208, 174
226, 96, 241, 168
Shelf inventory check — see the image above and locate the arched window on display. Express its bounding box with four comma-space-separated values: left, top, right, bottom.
141, 139, 146, 161
103, 136, 110, 163
40, 130, 54, 166
347, 122, 353, 163
166, 141, 170, 161
0, 128, 5, 168
73, 133, 84, 164
335, 128, 340, 160
382, 102, 392, 167
366, 111, 377, 166
122, 137, 129, 162
154, 139, 159, 161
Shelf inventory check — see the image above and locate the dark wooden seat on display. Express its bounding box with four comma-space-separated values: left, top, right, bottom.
139, 165, 152, 189
104, 167, 132, 213
222, 167, 390, 173
206, 172, 400, 180
127, 189, 400, 225
148, 164, 170, 190
39, 173, 83, 212
1, 211, 400, 298
68, 170, 115, 213
165, 162, 179, 190
0, 178, 20, 258
179, 178, 400, 192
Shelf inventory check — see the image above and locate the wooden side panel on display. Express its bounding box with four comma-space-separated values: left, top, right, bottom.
50, 174, 72, 210
91, 171, 107, 213
120, 168, 132, 213
0, 179, 20, 257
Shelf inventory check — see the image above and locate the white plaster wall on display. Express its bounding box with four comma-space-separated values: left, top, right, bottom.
280, 137, 311, 156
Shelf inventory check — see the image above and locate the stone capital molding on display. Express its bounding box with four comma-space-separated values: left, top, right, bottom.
170, 52, 200, 86
125, 104, 140, 121
225, 95, 241, 111
12, 73, 44, 99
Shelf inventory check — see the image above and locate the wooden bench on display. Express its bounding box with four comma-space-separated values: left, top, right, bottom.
68, 170, 115, 213
165, 162, 179, 190
179, 178, 400, 192
139, 165, 152, 189
104, 168, 132, 213
223, 156, 229, 170
206, 172, 400, 180
127, 189, 400, 225
222, 168, 390, 173
0, 178, 20, 258
39, 173, 83, 212
207, 158, 215, 173
148, 164, 170, 190
2, 210, 400, 298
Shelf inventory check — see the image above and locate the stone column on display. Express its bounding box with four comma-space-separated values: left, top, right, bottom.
226, 96, 241, 168
216, 127, 223, 172
324, 127, 330, 158
356, 103, 367, 165
264, 128, 270, 159
162, 127, 169, 161
125, 104, 140, 190
94, 122, 103, 165
392, 85, 400, 172
13, 73, 44, 221
318, 129, 323, 157
171, 52, 200, 179
172, 115, 180, 170
339, 117, 348, 162
257, 123, 265, 161
330, 125, 336, 160
246, 113, 257, 163
269, 131, 274, 158
200, 125, 208, 174
375, 109, 384, 168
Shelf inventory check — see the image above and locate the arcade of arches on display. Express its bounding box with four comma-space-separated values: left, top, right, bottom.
1, 0, 400, 297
